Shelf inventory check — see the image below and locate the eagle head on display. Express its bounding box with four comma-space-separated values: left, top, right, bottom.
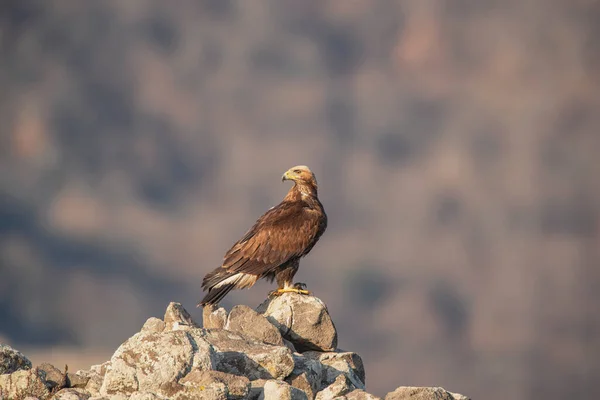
282, 165, 317, 186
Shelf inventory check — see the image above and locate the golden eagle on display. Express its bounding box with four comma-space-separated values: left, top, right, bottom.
198, 165, 327, 306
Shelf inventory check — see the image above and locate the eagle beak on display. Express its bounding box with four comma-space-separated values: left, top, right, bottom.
282, 171, 289, 182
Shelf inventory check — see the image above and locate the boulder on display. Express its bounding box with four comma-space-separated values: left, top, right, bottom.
38, 363, 67, 391
203, 304, 228, 329
128, 392, 168, 400
0, 367, 51, 399
304, 351, 365, 390
52, 388, 91, 399
257, 293, 337, 352
248, 379, 269, 399
260, 379, 308, 400
344, 389, 382, 399
285, 354, 323, 399
0, 344, 32, 374
384, 387, 470, 400
164, 302, 199, 331
66, 372, 90, 389
225, 305, 284, 346
315, 374, 356, 400
203, 328, 294, 380
179, 370, 250, 399
141, 317, 166, 334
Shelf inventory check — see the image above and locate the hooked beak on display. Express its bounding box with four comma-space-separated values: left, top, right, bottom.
282, 170, 293, 182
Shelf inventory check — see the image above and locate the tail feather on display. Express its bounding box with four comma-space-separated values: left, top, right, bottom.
198, 283, 237, 307
198, 267, 240, 307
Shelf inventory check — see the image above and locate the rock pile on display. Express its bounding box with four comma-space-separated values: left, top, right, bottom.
0, 294, 469, 399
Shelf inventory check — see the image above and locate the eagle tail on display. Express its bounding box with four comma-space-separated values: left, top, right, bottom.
198, 269, 257, 307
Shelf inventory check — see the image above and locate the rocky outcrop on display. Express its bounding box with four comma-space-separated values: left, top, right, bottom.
0, 296, 470, 399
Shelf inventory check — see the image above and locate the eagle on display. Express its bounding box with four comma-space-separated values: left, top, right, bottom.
198, 165, 327, 306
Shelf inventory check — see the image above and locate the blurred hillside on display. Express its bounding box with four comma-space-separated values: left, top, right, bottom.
1, 1, 599, 399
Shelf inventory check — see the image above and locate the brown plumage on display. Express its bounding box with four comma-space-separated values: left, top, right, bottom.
198, 165, 327, 306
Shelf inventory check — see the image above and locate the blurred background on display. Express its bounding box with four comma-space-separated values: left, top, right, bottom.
1, 1, 599, 399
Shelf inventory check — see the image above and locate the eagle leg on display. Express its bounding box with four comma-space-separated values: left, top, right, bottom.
268, 287, 312, 297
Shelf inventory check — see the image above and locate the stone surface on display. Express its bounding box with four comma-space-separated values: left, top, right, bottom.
248, 379, 269, 400
344, 389, 382, 399
384, 387, 470, 400
286, 354, 323, 399
141, 317, 166, 334
315, 374, 356, 400
203, 304, 228, 329
52, 388, 91, 399
129, 392, 168, 400
204, 329, 294, 380
260, 379, 308, 400
258, 293, 337, 352
67, 372, 90, 389
305, 351, 365, 390
163, 302, 199, 331
100, 329, 214, 397
180, 370, 250, 399
225, 305, 284, 346
0, 368, 51, 399
0, 344, 32, 375
38, 363, 67, 391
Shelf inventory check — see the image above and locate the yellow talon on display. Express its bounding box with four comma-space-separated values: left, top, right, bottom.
269, 288, 312, 297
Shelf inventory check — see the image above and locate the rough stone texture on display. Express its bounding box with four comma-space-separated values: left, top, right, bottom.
248, 379, 269, 400
260, 379, 308, 400
67, 372, 90, 389
180, 370, 250, 399
344, 389, 383, 399
129, 391, 168, 399
0, 368, 51, 399
225, 305, 284, 346
163, 302, 199, 331
203, 304, 229, 329
173, 381, 228, 400
204, 329, 295, 380
0, 344, 32, 375
258, 293, 337, 352
100, 329, 214, 397
286, 354, 323, 399
315, 374, 356, 400
305, 351, 365, 390
141, 317, 166, 334
384, 387, 470, 400
38, 363, 67, 391
83, 372, 103, 397
52, 388, 91, 399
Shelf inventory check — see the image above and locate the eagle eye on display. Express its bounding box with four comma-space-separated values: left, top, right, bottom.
293, 169, 302, 174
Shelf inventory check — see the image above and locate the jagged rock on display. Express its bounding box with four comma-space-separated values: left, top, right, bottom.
0, 344, 32, 374
67, 372, 90, 389
52, 388, 91, 399
204, 329, 295, 380
129, 392, 167, 400
248, 379, 269, 400
141, 317, 166, 334
203, 304, 228, 329
343, 389, 382, 399
315, 374, 356, 400
259, 379, 308, 400
180, 370, 250, 399
100, 329, 214, 397
384, 387, 470, 400
174, 380, 228, 400
305, 351, 365, 390
257, 293, 337, 352
0, 367, 51, 399
285, 354, 323, 399
225, 305, 284, 346
38, 363, 67, 391
283, 339, 297, 353
82, 371, 103, 397
164, 302, 199, 331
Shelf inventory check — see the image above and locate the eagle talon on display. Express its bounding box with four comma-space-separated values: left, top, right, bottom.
269, 287, 312, 297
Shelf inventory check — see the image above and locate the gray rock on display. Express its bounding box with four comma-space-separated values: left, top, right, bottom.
51, 388, 91, 399
285, 354, 323, 399
248, 379, 269, 400
260, 379, 308, 400
0, 344, 32, 374
203, 304, 228, 329
39, 362, 68, 391
258, 293, 337, 352
67, 372, 90, 389
0, 368, 51, 399
305, 351, 365, 390
164, 302, 199, 331
141, 317, 166, 334
226, 305, 284, 346
202, 329, 295, 380
384, 387, 470, 400
129, 391, 168, 399
180, 370, 250, 399
315, 374, 356, 400
344, 389, 382, 399
100, 329, 214, 397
